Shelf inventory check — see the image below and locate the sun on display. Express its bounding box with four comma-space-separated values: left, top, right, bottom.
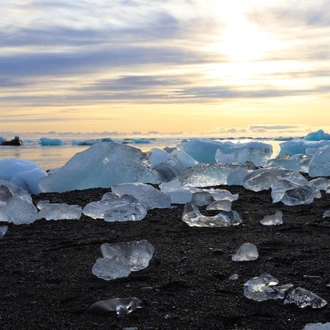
217, 17, 278, 61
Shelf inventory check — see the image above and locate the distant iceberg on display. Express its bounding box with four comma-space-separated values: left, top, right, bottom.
304, 129, 330, 141
40, 138, 63, 146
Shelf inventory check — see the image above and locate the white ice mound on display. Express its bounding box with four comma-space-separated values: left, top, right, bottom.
112, 183, 171, 210
38, 142, 161, 193
308, 145, 330, 177
0, 158, 47, 194
232, 243, 259, 261
92, 240, 155, 280
215, 141, 273, 166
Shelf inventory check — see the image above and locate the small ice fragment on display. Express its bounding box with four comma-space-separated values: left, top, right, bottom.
89, 298, 119, 315
92, 257, 131, 281
303, 322, 330, 330
206, 200, 232, 212
116, 297, 143, 317
37, 203, 82, 220
260, 210, 283, 226
0, 225, 8, 238
232, 243, 259, 261
36, 200, 50, 210
284, 287, 327, 308
229, 274, 239, 280
323, 210, 330, 218
104, 203, 147, 222
191, 191, 215, 206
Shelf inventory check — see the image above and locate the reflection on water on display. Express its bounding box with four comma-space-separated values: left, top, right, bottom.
0, 139, 283, 170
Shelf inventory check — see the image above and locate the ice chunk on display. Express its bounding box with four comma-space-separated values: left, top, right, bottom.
159, 180, 198, 204
0, 179, 31, 198
116, 297, 143, 317
244, 273, 293, 302
310, 178, 330, 191
284, 287, 327, 308
191, 191, 215, 206
37, 203, 82, 220
104, 203, 147, 222
182, 203, 242, 227
177, 163, 241, 187
322, 210, 330, 218
40, 137, 63, 146
0, 225, 8, 238
89, 298, 119, 315
303, 322, 330, 330
266, 154, 312, 173
260, 210, 283, 225
148, 148, 171, 167
232, 243, 259, 261
208, 188, 239, 201
36, 200, 50, 210
309, 145, 330, 177
281, 186, 315, 206
101, 192, 138, 203
0, 158, 46, 194
215, 140, 273, 166
92, 240, 155, 280
39, 142, 161, 193
227, 164, 255, 186
243, 168, 297, 192
111, 183, 171, 210
305, 129, 330, 141
278, 139, 330, 156
0, 196, 38, 224
206, 200, 232, 211
229, 274, 239, 280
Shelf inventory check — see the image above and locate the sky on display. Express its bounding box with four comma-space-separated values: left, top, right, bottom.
1, 0, 330, 137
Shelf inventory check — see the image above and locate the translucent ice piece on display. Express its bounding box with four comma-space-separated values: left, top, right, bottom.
191, 191, 215, 207
322, 210, 330, 218
206, 200, 232, 212
37, 203, 82, 220
232, 243, 259, 261
0, 225, 8, 238
160, 179, 198, 204
0, 185, 13, 205
101, 192, 138, 203
92, 240, 155, 280
281, 186, 315, 206
260, 210, 283, 226
104, 203, 147, 222
208, 188, 238, 202
0, 196, 38, 224
309, 145, 330, 177
116, 297, 143, 317
303, 322, 330, 330
309, 177, 330, 191
229, 274, 239, 280
284, 287, 327, 308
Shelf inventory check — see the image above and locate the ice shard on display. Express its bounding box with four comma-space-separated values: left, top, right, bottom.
37, 203, 82, 220
116, 297, 143, 317
309, 145, 330, 177
284, 287, 327, 308
232, 243, 259, 261
303, 323, 330, 330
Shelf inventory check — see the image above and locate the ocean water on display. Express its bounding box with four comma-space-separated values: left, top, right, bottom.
0, 137, 283, 170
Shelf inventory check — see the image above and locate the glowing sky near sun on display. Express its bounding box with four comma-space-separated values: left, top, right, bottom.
1, 0, 330, 137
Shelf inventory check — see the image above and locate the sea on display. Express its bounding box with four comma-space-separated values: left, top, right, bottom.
0, 136, 286, 171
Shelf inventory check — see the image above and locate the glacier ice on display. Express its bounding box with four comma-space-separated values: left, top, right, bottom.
278, 139, 330, 157
305, 129, 330, 141
177, 163, 241, 187
182, 203, 242, 227
244, 273, 293, 302
104, 203, 147, 222
159, 180, 198, 204
227, 164, 255, 186
0, 158, 46, 194
284, 287, 327, 308
111, 182, 171, 210
208, 188, 238, 202
266, 154, 312, 173
309, 177, 330, 191
116, 297, 143, 317
214, 140, 273, 166
0, 225, 8, 238
0, 196, 38, 224
92, 240, 155, 280
206, 199, 232, 211
308, 145, 330, 177
303, 323, 330, 330
40, 137, 63, 146
38, 142, 161, 193
191, 191, 215, 206
37, 203, 82, 220
260, 210, 283, 225
232, 243, 259, 261
0, 185, 13, 205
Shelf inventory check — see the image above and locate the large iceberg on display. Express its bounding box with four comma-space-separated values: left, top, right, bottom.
39, 142, 161, 193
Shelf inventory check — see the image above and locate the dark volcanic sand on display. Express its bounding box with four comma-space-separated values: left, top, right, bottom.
1, 185, 330, 330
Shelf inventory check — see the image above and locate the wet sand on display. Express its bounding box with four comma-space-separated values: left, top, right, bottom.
1, 185, 330, 329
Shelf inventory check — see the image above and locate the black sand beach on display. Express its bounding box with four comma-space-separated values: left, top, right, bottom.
1, 185, 330, 329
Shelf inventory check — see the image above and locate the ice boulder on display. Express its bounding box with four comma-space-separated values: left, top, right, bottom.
304, 129, 330, 141
215, 141, 272, 166
308, 145, 330, 177
39, 142, 162, 193
112, 182, 171, 210
40, 137, 63, 146
0, 158, 47, 194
